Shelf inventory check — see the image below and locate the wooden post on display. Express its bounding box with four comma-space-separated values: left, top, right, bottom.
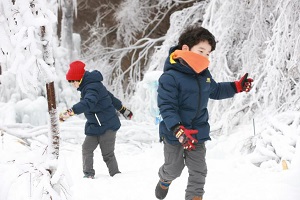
40, 15, 62, 195
46, 82, 60, 159
41, 25, 60, 159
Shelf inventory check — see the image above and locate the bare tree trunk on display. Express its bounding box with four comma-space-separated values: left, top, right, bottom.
61, 0, 74, 62
40, 26, 60, 159
46, 82, 60, 158
41, 25, 62, 197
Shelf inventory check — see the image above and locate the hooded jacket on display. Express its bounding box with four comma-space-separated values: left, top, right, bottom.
72, 70, 121, 136
158, 46, 236, 144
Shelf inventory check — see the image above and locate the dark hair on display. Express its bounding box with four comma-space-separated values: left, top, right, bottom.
178, 25, 216, 51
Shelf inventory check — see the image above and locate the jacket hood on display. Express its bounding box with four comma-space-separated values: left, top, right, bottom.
78, 70, 103, 90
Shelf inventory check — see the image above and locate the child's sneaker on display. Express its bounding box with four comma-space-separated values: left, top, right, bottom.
155, 179, 171, 199
83, 175, 94, 179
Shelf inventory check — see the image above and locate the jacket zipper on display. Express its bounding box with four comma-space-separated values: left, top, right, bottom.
193, 74, 202, 123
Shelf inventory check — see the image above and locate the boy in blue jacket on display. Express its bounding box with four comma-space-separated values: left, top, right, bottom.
59, 60, 133, 178
155, 25, 253, 200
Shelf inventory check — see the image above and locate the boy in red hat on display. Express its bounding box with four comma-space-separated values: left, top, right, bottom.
60, 60, 133, 178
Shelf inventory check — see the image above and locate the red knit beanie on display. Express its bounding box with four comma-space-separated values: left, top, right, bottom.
66, 60, 86, 81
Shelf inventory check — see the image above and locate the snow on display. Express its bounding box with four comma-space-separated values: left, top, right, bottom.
0, 0, 300, 199
0, 67, 299, 200
1, 119, 299, 200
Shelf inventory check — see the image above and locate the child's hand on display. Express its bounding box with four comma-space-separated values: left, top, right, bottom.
182, 139, 197, 151
59, 109, 74, 122
234, 73, 253, 93
173, 125, 198, 151
119, 106, 133, 120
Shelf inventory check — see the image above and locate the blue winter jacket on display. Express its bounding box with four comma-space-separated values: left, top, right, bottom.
158, 46, 236, 144
72, 70, 121, 136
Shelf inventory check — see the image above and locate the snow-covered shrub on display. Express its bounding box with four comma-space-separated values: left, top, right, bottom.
247, 111, 300, 168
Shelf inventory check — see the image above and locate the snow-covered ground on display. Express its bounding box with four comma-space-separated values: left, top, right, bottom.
1, 118, 299, 200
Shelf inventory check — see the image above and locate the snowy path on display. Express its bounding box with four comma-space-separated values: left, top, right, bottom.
1, 119, 299, 200
60, 120, 299, 200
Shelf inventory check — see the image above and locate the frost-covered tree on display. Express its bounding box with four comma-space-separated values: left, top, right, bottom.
81, 0, 198, 99
0, 0, 298, 177
60, 0, 78, 62
131, 0, 300, 167
0, 0, 71, 198
201, 0, 300, 167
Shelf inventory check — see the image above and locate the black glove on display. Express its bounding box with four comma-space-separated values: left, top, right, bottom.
119, 106, 133, 120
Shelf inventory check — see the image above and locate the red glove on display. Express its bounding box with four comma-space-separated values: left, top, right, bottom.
173, 125, 198, 151
234, 73, 253, 93
59, 109, 74, 122
182, 140, 197, 151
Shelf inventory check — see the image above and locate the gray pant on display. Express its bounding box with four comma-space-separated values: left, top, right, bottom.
158, 141, 207, 200
82, 130, 120, 177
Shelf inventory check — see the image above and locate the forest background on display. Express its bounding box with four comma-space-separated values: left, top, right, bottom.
0, 0, 299, 199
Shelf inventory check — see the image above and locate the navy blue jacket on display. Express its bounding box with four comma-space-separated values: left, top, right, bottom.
72, 70, 121, 136
158, 47, 236, 144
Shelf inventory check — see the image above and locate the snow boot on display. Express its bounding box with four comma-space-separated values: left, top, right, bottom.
83, 174, 95, 179
155, 179, 171, 199
192, 196, 202, 200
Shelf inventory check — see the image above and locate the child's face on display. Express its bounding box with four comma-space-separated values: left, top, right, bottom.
70, 81, 80, 88
183, 40, 212, 58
